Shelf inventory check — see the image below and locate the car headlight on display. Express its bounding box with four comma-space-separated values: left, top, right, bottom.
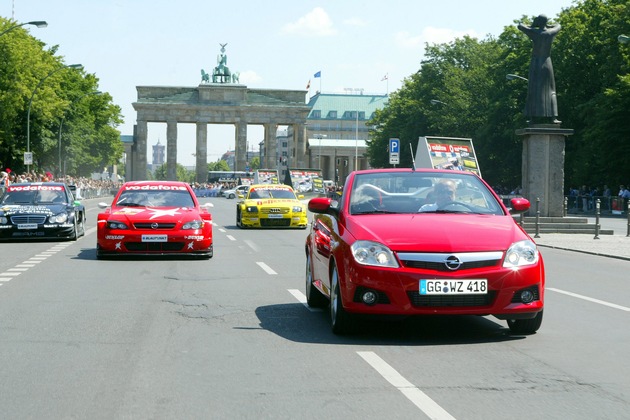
245, 206, 258, 212
503, 240, 539, 268
183, 220, 204, 229
107, 220, 128, 229
49, 213, 68, 224
351, 240, 399, 268
0, 216, 7, 224
292, 206, 304, 213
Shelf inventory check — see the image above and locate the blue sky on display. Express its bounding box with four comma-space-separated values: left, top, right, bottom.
3, 0, 575, 166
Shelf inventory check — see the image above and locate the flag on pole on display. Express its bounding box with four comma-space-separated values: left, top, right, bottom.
381, 73, 388, 81
306, 79, 311, 89
314, 71, 321, 78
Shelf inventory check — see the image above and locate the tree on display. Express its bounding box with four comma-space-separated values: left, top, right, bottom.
207, 159, 230, 171
153, 163, 195, 183
0, 17, 124, 176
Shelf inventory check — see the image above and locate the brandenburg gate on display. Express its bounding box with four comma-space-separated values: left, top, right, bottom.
130, 84, 311, 182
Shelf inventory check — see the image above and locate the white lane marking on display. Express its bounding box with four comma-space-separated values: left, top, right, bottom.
547, 287, 630, 312
288, 289, 322, 312
244, 239, 259, 252
0, 272, 20, 277
256, 262, 277, 275
24, 260, 42, 264
0, 278, 13, 282
7, 268, 28, 272
357, 351, 457, 420
218, 228, 226, 233
226, 235, 236, 241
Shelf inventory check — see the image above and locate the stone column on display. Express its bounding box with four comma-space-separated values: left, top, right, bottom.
294, 123, 307, 168
264, 123, 277, 169
196, 122, 208, 183
235, 121, 247, 172
516, 125, 574, 217
135, 120, 148, 181
166, 120, 178, 181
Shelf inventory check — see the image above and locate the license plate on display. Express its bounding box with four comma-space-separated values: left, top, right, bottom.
420, 279, 487, 295
267, 214, 283, 218
17, 224, 38, 230
142, 234, 167, 242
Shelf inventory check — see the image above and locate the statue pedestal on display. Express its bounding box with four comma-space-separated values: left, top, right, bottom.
516, 125, 574, 217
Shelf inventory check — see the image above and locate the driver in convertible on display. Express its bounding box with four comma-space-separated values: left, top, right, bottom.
419, 180, 457, 212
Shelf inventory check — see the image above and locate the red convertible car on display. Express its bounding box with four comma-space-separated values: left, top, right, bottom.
305, 169, 544, 335
96, 181, 213, 259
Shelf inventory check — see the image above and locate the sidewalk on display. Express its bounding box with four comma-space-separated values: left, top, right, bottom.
533, 216, 630, 261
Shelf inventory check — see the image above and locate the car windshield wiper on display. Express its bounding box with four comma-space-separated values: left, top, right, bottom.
117, 202, 144, 207
353, 209, 397, 215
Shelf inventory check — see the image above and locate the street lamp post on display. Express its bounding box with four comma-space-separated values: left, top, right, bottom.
315, 134, 326, 171
355, 110, 359, 170
26, 63, 83, 171
506, 73, 528, 82
58, 91, 102, 178
0, 20, 47, 37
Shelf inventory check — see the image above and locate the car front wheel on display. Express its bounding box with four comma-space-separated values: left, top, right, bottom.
330, 265, 354, 335
305, 253, 328, 308
507, 310, 543, 335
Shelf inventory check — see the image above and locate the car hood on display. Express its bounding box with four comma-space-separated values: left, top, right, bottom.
0, 204, 68, 216
107, 206, 199, 221
243, 199, 302, 206
345, 213, 529, 253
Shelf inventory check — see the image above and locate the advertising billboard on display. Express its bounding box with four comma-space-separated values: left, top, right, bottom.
415, 136, 481, 177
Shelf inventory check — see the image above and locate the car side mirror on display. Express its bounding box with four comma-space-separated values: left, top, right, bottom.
508, 197, 530, 214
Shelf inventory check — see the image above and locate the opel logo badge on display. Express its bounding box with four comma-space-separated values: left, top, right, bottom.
151, 222, 159, 230
444, 255, 462, 270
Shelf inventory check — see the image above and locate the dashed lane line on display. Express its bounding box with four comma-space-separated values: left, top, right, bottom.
547, 287, 630, 312
357, 351, 457, 420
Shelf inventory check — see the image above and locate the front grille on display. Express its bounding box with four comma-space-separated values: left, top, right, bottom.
403, 259, 500, 271
260, 218, 291, 227
133, 222, 177, 230
407, 291, 497, 307
261, 208, 288, 214
125, 242, 185, 252
11, 215, 47, 224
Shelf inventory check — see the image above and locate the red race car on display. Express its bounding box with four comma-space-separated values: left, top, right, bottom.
97, 181, 213, 259
305, 168, 544, 335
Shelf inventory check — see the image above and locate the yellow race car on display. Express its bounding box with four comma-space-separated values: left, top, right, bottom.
236, 184, 308, 229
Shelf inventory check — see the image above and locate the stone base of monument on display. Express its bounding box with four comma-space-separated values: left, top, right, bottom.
516, 124, 574, 217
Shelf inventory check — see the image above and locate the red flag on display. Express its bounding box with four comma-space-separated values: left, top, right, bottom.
381, 74, 388, 81
306, 79, 311, 90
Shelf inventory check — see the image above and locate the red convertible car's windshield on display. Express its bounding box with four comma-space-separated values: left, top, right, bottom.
349, 172, 504, 215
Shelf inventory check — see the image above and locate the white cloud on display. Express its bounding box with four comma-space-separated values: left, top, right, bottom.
343, 17, 368, 27
395, 27, 480, 49
281, 7, 337, 37
238, 70, 262, 85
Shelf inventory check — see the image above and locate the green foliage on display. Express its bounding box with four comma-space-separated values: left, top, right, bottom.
0, 17, 123, 176
153, 163, 195, 183
367, 1, 630, 191
207, 159, 230, 171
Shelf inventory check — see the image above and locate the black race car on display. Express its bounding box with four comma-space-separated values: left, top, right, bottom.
0, 182, 86, 240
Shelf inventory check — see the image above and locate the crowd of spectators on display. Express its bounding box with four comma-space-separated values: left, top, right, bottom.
1, 170, 120, 199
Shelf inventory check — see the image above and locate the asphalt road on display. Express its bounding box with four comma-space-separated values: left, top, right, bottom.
0, 196, 628, 419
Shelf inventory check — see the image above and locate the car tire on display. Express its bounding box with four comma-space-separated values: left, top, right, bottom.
236, 208, 243, 228
78, 213, 86, 237
70, 217, 78, 241
507, 310, 543, 335
229, 193, 235, 199
305, 253, 328, 308
330, 265, 354, 335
